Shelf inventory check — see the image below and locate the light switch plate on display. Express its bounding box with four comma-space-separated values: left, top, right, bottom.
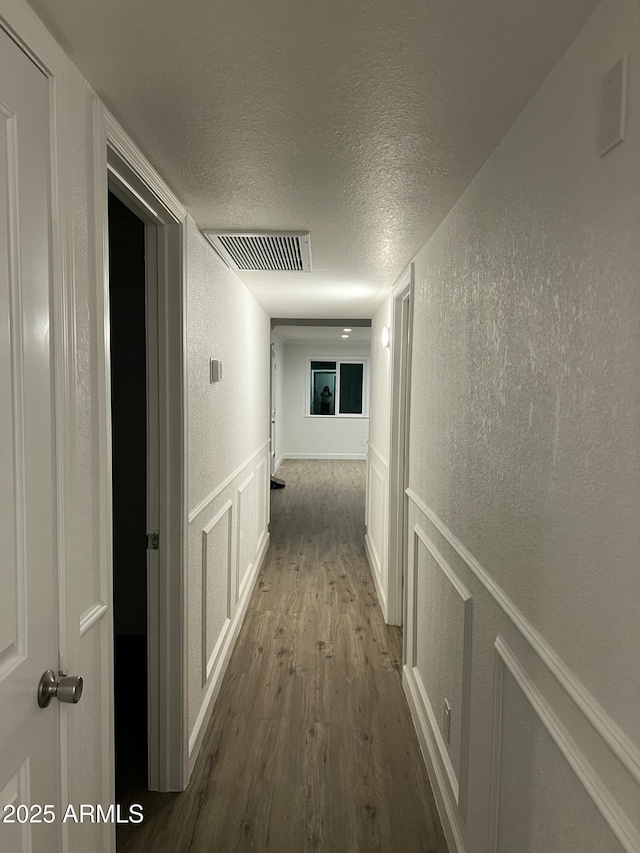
600, 55, 627, 156
444, 699, 451, 744
210, 359, 223, 383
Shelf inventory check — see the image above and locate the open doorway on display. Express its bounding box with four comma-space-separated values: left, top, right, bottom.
104, 136, 188, 799
387, 265, 414, 635
108, 191, 154, 812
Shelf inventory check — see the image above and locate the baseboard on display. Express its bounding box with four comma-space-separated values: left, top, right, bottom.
282, 452, 367, 460
364, 532, 388, 620
188, 531, 270, 772
403, 665, 466, 853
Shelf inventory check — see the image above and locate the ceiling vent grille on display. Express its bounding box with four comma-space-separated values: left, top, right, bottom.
203, 231, 311, 272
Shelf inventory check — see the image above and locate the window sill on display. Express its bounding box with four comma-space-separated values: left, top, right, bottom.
305, 414, 369, 420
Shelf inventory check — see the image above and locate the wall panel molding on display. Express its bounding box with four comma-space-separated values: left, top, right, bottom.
256, 456, 268, 547
489, 637, 639, 853
368, 442, 389, 468
189, 439, 270, 523
405, 488, 640, 787
201, 499, 232, 686
410, 524, 472, 816
188, 443, 271, 773
403, 666, 467, 853
189, 528, 270, 769
236, 470, 256, 603
365, 448, 389, 618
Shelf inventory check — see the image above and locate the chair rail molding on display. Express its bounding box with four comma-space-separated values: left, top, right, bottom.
405, 487, 640, 787
489, 637, 639, 853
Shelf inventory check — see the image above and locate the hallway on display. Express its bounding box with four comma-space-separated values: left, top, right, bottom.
119, 460, 447, 852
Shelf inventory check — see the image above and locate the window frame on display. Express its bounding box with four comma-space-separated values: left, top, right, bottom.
306, 355, 370, 419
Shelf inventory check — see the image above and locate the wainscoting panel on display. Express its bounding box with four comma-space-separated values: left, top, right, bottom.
187, 442, 271, 771
411, 524, 472, 814
403, 490, 639, 853
256, 456, 268, 552
237, 471, 256, 602
201, 500, 232, 686
490, 638, 633, 853
365, 445, 389, 618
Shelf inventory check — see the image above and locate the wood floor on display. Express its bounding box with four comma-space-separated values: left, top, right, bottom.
119, 459, 448, 852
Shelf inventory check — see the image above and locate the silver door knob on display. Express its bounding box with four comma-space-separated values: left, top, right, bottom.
37, 670, 83, 708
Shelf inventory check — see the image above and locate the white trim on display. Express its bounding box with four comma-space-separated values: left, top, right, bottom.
102, 109, 186, 222
412, 524, 473, 817
79, 602, 108, 637
364, 533, 388, 618
411, 664, 460, 803
403, 666, 467, 853
387, 264, 414, 629
236, 471, 256, 603
392, 261, 414, 300
405, 487, 640, 786
91, 89, 116, 853
4, 99, 27, 673
103, 116, 188, 793
201, 500, 233, 685
255, 456, 268, 547
274, 453, 285, 473
367, 442, 388, 468
364, 449, 389, 620
305, 355, 370, 418
283, 452, 367, 460
188, 529, 270, 768
487, 637, 503, 853
490, 637, 640, 853
189, 440, 271, 523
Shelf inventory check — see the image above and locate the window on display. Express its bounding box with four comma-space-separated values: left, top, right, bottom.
308, 358, 369, 417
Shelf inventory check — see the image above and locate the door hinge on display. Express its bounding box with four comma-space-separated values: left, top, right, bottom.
146, 531, 159, 551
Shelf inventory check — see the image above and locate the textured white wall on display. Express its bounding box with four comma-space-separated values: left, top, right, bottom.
411, 0, 640, 736
186, 220, 271, 749
187, 222, 270, 509
282, 340, 371, 458
371, 0, 640, 850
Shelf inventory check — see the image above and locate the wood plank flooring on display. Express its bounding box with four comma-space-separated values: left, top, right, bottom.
118, 459, 448, 852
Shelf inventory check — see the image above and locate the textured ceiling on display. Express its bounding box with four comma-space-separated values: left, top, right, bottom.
273, 325, 372, 344
29, 0, 599, 318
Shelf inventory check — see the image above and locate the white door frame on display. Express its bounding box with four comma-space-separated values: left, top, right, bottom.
96, 110, 189, 791
386, 263, 414, 630
270, 342, 276, 476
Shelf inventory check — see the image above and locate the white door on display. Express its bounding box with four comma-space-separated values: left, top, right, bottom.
0, 27, 61, 853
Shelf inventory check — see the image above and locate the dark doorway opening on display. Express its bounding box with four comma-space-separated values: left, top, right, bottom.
108, 191, 149, 818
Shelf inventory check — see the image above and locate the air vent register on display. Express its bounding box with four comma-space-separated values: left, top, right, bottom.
203, 231, 311, 272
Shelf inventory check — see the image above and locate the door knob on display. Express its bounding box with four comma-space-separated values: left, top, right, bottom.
37, 670, 83, 708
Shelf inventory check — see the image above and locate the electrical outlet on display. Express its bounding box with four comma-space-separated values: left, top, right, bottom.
444, 699, 451, 744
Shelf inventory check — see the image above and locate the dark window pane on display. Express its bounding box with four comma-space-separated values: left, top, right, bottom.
310, 361, 336, 372
339, 363, 364, 414
310, 365, 336, 415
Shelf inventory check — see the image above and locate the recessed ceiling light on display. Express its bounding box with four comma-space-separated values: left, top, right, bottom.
341, 334, 349, 338
343, 328, 352, 332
